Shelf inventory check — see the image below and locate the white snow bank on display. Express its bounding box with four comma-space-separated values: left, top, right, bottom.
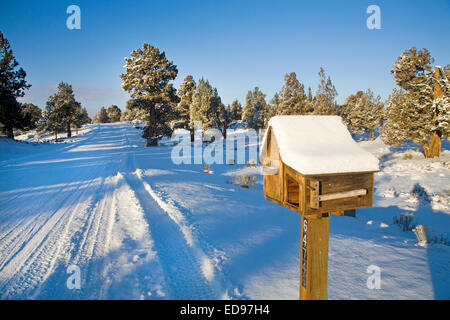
260, 115, 379, 175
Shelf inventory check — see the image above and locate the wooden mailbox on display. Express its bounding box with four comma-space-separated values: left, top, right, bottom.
260, 115, 379, 300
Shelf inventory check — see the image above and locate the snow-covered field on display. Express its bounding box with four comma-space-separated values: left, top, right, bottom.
0, 122, 449, 299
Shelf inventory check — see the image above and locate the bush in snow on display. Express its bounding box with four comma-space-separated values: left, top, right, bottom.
393, 212, 416, 232
232, 174, 257, 188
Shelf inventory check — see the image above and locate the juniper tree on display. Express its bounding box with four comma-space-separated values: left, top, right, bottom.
120, 43, 179, 145
383, 47, 449, 157
242, 87, 267, 130
0, 31, 31, 139
314, 67, 338, 115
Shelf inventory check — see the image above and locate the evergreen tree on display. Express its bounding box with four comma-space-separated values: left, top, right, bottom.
106, 105, 121, 122
264, 93, 280, 127
242, 87, 267, 130
228, 99, 242, 121
72, 106, 90, 134
40, 94, 65, 141
190, 78, 223, 130
39, 82, 80, 139
120, 99, 148, 122
21, 103, 42, 130
93, 107, 109, 123
314, 67, 338, 115
176, 75, 196, 125
383, 47, 449, 157
342, 89, 384, 140
277, 72, 308, 115
0, 31, 31, 139
120, 43, 179, 145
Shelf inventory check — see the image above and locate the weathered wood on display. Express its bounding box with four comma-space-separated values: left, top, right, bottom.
318, 188, 367, 202
300, 214, 329, 300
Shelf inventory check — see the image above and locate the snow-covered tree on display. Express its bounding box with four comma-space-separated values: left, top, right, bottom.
277, 72, 309, 115
190, 78, 223, 130
106, 105, 121, 122
382, 47, 449, 157
93, 107, 109, 123
120, 43, 179, 145
176, 75, 196, 125
120, 99, 148, 122
313, 67, 338, 115
242, 87, 267, 130
342, 89, 384, 140
72, 106, 90, 134
228, 99, 242, 122
39, 82, 80, 138
0, 31, 31, 139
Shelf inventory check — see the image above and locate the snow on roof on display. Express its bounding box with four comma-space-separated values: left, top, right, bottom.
260, 115, 379, 175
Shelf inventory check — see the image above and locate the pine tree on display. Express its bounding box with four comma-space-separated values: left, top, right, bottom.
277, 72, 308, 115
0, 31, 31, 139
72, 106, 90, 134
21, 103, 42, 130
228, 99, 242, 122
383, 47, 449, 157
242, 87, 267, 130
106, 105, 121, 122
264, 93, 280, 127
314, 67, 338, 115
177, 75, 196, 125
39, 82, 80, 139
40, 94, 65, 141
190, 78, 224, 130
93, 107, 109, 123
342, 89, 384, 140
120, 99, 148, 122
120, 43, 179, 145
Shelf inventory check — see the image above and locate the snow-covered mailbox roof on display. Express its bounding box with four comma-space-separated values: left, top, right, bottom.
260, 115, 379, 216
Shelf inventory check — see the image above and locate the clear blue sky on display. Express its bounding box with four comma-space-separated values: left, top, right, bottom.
1, 0, 449, 117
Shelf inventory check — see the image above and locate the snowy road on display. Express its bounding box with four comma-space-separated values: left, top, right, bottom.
0, 124, 176, 299
0, 123, 449, 299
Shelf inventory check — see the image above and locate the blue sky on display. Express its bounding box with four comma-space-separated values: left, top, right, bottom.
1, 0, 449, 117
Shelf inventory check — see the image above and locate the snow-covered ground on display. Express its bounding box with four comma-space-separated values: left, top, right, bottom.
0, 123, 448, 299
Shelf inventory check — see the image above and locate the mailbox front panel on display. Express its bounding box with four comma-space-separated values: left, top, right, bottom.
304, 172, 374, 215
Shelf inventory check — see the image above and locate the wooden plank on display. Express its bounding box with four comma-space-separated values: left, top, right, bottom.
318, 189, 367, 202
304, 173, 374, 215
300, 214, 329, 300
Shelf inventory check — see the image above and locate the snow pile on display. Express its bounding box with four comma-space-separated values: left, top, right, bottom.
260, 115, 379, 175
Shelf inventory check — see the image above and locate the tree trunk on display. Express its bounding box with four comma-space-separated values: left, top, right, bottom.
370, 129, 374, 141
422, 132, 442, 158
76, 127, 78, 135
55, 131, 58, 142
67, 121, 72, 138
222, 119, 227, 139
190, 128, 195, 142
6, 126, 14, 140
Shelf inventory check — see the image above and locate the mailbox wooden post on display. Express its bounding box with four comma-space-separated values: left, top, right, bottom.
260, 115, 379, 300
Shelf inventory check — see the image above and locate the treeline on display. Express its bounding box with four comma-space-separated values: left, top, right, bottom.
1, 28, 448, 157
0, 31, 90, 141
118, 43, 448, 157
